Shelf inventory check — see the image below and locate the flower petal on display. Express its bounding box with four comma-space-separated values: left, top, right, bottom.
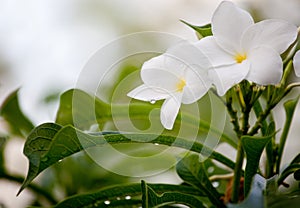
246, 46, 283, 85
242, 19, 298, 54
160, 93, 182, 130
209, 61, 250, 96
195, 36, 236, 67
212, 1, 254, 53
127, 84, 168, 102
293, 50, 300, 77
141, 55, 182, 92
182, 66, 212, 104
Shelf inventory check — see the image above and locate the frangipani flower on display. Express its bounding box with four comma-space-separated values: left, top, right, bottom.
196, 1, 298, 95
127, 42, 212, 130
293, 50, 300, 77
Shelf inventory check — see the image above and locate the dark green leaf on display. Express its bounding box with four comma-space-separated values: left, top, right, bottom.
291, 153, 300, 164
141, 180, 205, 208
0, 89, 34, 137
294, 169, 300, 180
180, 20, 212, 38
19, 123, 235, 194
176, 154, 225, 207
277, 164, 300, 185
54, 182, 202, 208
241, 134, 272, 196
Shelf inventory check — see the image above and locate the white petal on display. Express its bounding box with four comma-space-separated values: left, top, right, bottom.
141, 55, 182, 93
242, 19, 298, 54
293, 50, 300, 77
166, 40, 212, 69
195, 37, 236, 67
127, 84, 168, 102
209, 61, 250, 96
160, 93, 182, 130
246, 46, 283, 85
212, 1, 254, 53
182, 66, 212, 104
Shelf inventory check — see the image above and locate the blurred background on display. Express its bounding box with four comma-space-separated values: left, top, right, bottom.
1, 0, 300, 207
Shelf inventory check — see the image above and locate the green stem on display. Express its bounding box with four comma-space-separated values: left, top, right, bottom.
0, 172, 57, 204
226, 90, 241, 137
231, 140, 244, 203
276, 100, 298, 174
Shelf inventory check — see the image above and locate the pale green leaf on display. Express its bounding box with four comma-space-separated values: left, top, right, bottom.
0, 89, 34, 137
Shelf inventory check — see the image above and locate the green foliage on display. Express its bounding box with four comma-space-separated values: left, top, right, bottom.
141, 181, 205, 208
54, 182, 203, 208
180, 20, 212, 38
176, 154, 225, 207
56, 89, 237, 147
0, 89, 34, 137
19, 122, 235, 196
276, 97, 299, 173
241, 134, 272, 196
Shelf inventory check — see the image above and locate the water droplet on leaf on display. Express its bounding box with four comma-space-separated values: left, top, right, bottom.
150, 99, 156, 104
125, 195, 131, 200
58, 159, 62, 163
154, 143, 159, 146
207, 166, 214, 174
212, 181, 219, 188
116, 197, 121, 200
104, 200, 110, 205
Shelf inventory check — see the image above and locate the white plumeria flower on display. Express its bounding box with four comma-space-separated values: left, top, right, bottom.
127, 42, 212, 130
293, 50, 300, 77
196, 1, 298, 96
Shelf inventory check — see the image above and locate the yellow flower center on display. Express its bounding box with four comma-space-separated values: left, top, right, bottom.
176, 78, 186, 92
234, 53, 247, 63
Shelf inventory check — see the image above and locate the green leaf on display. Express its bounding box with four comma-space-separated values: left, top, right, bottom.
180, 20, 212, 38
19, 123, 235, 195
141, 180, 205, 208
176, 154, 225, 207
0, 89, 34, 137
276, 97, 299, 173
55, 89, 110, 129
56, 89, 236, 147
291, 153, 300, 164
54, 182, 203, 208
277, 153, 300, 185
241, 134, 272, 196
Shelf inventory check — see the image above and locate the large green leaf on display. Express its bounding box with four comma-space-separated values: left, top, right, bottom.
141, 181, 205, 208
180, 20, 212, 38
18, 123, 235, 195
176, 154, 225, 207
241, 134, 272, 196
55, 89, 236, 147
0, 89, 34, 137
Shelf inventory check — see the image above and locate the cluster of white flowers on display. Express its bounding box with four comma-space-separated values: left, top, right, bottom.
128, 1, 299, 130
